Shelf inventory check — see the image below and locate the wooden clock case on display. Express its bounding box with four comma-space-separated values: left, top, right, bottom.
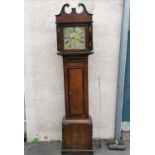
55, 3, 94, 155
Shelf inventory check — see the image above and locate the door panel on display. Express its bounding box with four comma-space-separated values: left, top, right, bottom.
68, 67, 84, 116
64, 59, 88, 118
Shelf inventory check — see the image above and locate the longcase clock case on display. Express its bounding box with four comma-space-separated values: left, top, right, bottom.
55, 3, 94, 155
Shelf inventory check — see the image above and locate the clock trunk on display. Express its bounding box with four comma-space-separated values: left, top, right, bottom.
64, 57, 88, 118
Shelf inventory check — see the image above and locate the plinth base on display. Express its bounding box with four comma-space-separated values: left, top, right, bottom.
62, 116, 93, 155
61, 149, 93, 155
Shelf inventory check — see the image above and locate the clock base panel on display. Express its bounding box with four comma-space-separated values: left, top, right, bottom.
62, 116, 93, 152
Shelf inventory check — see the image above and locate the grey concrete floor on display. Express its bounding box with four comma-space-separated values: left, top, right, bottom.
24, 141, 130, 155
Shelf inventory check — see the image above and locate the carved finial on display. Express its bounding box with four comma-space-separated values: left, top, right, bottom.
72, 8, 76, 13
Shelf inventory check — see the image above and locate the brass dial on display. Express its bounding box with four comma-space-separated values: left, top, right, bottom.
63, 27, 86, 49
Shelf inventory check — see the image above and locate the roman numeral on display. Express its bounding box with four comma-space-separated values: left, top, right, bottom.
69, 28, 73, 33
64, 39, 69, 44
73, 27, 75, 32
79, 40, 84, 43
64, 37, 69, 39
79, 32, 84, 35
68, 42, 71, 48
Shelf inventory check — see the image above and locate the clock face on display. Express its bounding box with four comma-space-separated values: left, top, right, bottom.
63, 27, 86, 50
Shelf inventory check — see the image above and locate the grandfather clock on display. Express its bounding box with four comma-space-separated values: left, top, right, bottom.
55, 3, 94, 155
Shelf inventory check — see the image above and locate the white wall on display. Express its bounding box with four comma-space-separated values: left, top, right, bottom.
25, 0, 123, 142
